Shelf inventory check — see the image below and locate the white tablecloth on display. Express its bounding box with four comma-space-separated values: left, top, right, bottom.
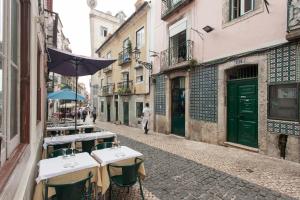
43, 131, 116, 149
91, 146, 143, 166
36, 152, 99, 183
46, 124, 95, 132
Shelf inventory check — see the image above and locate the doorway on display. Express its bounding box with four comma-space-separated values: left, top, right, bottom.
123, 102, 129, 125
115, 101, 118, 122
171, 77, 185, 136
227, 65, 258, 148
107, 103, 111, 122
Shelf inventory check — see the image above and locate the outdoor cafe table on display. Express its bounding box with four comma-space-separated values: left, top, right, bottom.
46, 124, 95, 132
43, 131, 117, 158
91, 146, 145, 194
33, 152, 101, 200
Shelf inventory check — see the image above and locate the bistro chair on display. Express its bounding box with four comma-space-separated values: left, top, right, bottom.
84, 128, 94, 133
103, 137, 115, 143
79, 140, 96, 154
93, 142, 113, 150
47, 143, 72, 157
107, 158, 144, 200
49, 130, 60, 137
68, 129, 79, 135
48, 148, 79, 158
44, 172, 93, 200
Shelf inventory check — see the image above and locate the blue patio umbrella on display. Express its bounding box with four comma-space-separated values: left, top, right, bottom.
47, 47, 116, 132
48, 89, 85, 122
48, 89, 85, 101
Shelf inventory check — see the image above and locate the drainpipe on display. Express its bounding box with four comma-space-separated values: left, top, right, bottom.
278, 134, 288, 159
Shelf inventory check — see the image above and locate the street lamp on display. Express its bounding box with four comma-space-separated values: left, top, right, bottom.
132, 47, 152, 71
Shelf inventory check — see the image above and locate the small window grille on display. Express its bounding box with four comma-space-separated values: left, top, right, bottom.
227, 65, 257, 80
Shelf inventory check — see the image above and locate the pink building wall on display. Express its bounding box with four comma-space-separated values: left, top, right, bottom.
151, 0, 288, 74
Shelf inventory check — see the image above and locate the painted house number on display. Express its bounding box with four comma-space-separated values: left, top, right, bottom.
234, 58, 246, 65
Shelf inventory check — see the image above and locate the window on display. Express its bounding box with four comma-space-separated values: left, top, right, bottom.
136, 67, 143, 83
136, 102, 143, 118
268, 84, 299, 121
100, 79, 103, 88
8, 0, 20, 154
100, 26, 108, 37
106, 51, 112, 59
230, 0, 254, 20
101, 101, 104, 112
107, 76, 112, 84
37, 45, 41, 121
136, 27, 144, 49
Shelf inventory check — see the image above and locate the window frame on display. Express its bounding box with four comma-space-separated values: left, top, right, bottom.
136, 27, 144, 50
230, 0, 254, 21
36, 43, 41, 122
100, 26, 108, 37
268, 83, 300, 122
135, 67, 144, 83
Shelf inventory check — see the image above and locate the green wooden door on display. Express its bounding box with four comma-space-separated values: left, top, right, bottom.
123, 102, 129, 125
171, 77, 185, 136
227, 78, 258, 148
107, 103, 111, 122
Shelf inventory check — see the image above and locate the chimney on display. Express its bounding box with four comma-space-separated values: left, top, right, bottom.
47, 0, 53, 11
135, 0, 144, 11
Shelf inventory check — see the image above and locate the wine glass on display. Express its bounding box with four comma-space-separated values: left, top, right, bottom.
62, 148, 67, 159
71, 148, 75, 157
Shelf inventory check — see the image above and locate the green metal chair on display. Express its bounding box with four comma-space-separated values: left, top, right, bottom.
48, 148, 79, 158
68, 129, 79, 135
44, 172, 93, 200
49, 130, 60, 137
47, 143, 72, 157
107, 158, 144, 200
80, 140, 95, 154
103, 137, 115, 143
93, 142, 113, 150
84, 128, 94, 133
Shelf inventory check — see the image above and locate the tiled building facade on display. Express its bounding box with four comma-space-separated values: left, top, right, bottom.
150, 0, 300, 162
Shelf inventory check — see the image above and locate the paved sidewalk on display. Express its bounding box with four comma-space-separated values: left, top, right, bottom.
95, 120, 300, 199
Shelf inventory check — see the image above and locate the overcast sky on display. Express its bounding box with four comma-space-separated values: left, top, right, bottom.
53, 0, 136, 93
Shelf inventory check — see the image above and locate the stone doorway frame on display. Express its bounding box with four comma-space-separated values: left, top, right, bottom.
165, 70, 190, 137
217, 55, 268, 152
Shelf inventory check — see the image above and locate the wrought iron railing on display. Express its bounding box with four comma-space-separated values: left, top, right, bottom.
287, 0, 300, 32
118, 48, 132, 65
117, 80, 133, 95
160, 40, 193, 69
101, 83, 115, 96
161, 0, 193, 19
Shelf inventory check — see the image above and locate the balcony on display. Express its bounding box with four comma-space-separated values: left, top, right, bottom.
103, 65, 113, 73
160, 40, 193, 70
161, 0, 193, 20
287, 0, 300, 40
117, 80, 133, 95
101, 83, 115, 96
118, 48, 132, 66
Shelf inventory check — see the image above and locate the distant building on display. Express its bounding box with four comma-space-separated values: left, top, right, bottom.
94, 0, 151, 127
44, 6, 76, 116
88, 0, 125, 110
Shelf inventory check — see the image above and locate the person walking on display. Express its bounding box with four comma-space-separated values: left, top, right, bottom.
142, 103, 151, 134
92, 107, 97, 123
82, 108, 87, 122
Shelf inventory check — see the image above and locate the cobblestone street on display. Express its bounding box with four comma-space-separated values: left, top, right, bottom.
95, 121, 300, 200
